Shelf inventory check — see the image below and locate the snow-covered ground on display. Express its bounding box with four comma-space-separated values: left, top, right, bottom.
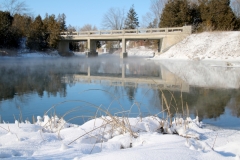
154, 31, 240, 61
0, 115, 239, 159
127, 46, 155, 57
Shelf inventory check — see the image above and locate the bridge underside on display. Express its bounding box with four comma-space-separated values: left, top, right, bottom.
59, 38, 166, 58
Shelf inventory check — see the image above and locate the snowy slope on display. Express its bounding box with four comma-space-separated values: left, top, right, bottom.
154, 32, 240, 61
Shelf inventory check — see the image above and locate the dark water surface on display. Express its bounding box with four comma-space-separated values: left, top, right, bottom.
0, 55, 240, 129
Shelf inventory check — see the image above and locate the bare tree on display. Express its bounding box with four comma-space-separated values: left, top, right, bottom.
67, 25, 76, 32
102, 7, 125, 30
151, 0, 167, 22
80, 24, 97, 31
141, 12, 155, 28
142, 0, 167, 28
79, 24, 101, 49
1, 0, 29, 15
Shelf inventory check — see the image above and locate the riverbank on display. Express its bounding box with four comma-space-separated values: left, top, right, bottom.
0, 115, 239, 159
154, 31, 240, 61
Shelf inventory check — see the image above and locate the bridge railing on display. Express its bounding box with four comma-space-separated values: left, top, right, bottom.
60, 26, 191, 36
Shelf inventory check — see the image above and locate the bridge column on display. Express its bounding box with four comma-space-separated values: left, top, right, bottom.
121, 38, 127, 58
86, 39, 98, 57
160, 37, 167, 53
157, 39, 162, 53
58, 41, 73, 56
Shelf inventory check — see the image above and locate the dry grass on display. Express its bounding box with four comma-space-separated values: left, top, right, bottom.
37, 85, 195, 148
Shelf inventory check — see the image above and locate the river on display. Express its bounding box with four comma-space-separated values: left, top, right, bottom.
0, 55, 240, 129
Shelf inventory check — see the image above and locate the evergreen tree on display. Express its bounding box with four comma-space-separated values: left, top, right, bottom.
27, 15, 48, 50
0, 11, 13, 48
159, 0, 194, 27
0, 11, 66, 51
237, 18, 240, 30
0, 11, 20, 48
124, 5, 139, 29
12, 14, 32, 37
57, 13, 67, 31
198, 0, 237, 31
43, 14, 61, 49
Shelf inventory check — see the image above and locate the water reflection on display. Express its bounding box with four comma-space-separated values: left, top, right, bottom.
0, 58, 68, 101
0, 57, 239, 129
160, 60, 240, 89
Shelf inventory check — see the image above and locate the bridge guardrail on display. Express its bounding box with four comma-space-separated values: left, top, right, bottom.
60, 26, 191, 37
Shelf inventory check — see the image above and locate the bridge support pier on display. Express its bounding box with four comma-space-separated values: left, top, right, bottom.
121, 38, 127, 58
86, 39, 98, 57
58, 41, 73, 56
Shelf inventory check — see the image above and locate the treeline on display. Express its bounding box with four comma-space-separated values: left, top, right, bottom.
159, 0, 240, 31
0, 11, 67, 51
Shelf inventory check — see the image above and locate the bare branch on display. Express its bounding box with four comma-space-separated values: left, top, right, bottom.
67, 25, 76, 32
150, 0, 167, 25
141, 0, 167, 28
141, 12, 155, 28
2, 0, 29, 16
80, 24, 97, 31
102, 7, 125, 30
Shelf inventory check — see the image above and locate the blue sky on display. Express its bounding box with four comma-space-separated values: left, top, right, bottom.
16, 0, 151, 29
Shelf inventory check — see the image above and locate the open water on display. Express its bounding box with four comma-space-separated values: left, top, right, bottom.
0, 55, 239, 129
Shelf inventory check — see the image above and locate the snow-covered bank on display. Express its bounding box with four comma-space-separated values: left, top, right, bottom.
154, 31, 240, 61
0, 116, 239, 159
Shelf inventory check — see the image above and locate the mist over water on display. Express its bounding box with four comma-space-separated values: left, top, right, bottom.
0, 55, 240, 129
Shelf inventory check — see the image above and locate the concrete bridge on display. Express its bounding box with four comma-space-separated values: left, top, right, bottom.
59, 26, 192, 58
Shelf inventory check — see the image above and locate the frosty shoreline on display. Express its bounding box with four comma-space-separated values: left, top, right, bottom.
0, 115, 240, 159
